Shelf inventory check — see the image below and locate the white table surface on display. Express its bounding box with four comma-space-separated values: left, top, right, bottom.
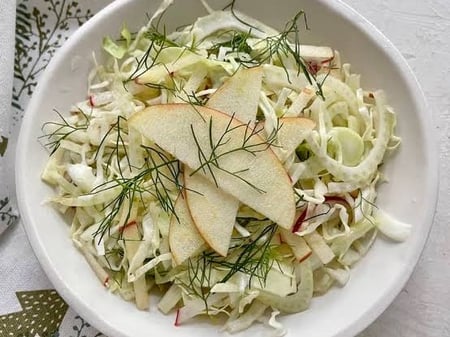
342, 1, 450, 336
0, 1, 449, 336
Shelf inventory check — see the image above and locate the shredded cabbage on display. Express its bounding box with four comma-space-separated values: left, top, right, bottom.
40, 1, 410, 335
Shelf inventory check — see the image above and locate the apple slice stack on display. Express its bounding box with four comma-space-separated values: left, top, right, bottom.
129, 67, 315, 264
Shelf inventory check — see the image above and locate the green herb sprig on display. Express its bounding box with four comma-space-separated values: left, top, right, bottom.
40, 109, 90, 155
177, 221, 279, 308
94, 116, 131, 178
208, 30, 253, 56
218, 1, 328, 98
91, 146, 182, 242
189, 115, 282, 193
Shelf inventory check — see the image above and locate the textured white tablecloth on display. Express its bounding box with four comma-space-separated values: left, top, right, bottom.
0, 1, 448, 336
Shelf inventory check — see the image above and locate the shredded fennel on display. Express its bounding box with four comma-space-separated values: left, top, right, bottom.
40, 1, 410, 335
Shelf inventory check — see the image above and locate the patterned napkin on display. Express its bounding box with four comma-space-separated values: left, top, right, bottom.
0, 0, 18, 235
0, 0, 112, 336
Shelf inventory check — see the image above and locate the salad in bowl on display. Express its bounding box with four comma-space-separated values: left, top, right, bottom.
16, 0, 436, 336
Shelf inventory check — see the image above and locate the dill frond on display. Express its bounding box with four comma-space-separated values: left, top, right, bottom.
189, 114, 282, 193
177, 221, 279, 306
208, 30, 253, 56
91, 152, 182, 242
40, 109, 90, 154
214, 3, 328, 99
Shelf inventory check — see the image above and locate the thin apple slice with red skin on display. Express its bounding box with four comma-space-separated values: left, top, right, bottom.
259, 117, 315, 162
206, 66, 263, 124
184, 166, 239, 256
129, 104, 295, 228
169, 193, 206, 265
292, 207, 308, 233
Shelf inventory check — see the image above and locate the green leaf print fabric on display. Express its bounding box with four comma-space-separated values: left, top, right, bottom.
0, 0, 18, 235
0, 0, 113, 336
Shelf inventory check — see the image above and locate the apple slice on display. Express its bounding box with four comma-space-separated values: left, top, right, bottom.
182, 68, 262, 256
280, 228, 312, 263
123, 222, 149, 310
269, 117, 315, 162
206, 66, 263, 124
129, 104, 295, 228
169, 194, 206, 265
299, 45, 334, 63
184, 166, 239, 256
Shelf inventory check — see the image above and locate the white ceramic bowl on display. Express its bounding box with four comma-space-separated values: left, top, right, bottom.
16, 0, 438, 336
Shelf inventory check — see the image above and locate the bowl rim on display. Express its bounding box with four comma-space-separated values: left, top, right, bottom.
15, 0, 439, 336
